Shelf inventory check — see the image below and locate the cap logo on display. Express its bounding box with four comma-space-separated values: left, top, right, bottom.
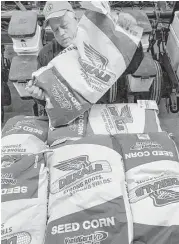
46, 3, 53, 14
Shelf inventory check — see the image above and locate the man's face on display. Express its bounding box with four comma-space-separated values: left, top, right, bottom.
48, 12, 77, 48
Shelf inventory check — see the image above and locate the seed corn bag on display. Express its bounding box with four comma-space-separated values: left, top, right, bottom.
1, 116, 49, 155
87, 103, 161, 135
117, 132, 179, 244
1, 153, 48, 244
45, 136, 133, 244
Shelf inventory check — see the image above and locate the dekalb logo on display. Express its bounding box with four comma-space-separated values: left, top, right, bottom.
107, 105, 133, 133
1, 231, 31, 244
79, 42, 116, 85
129, 175, 179, 207
130, 141, 162, 150
64, 231, 108, 244
51, 155, 111, 194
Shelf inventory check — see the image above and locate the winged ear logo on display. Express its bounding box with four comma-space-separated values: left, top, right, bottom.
79, 42, 116, 86
1, 155, 21, 168
69, 121, 77, 132
83, 42, 108, 70
150, 189, 179, 207
54, 155, 91, 171
1, 232, 32, 244
106, 105, 133, 133
52, 155, 112, 194
119, 105, 133, 124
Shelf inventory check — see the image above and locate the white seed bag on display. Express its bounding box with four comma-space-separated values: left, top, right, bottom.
1, 153, 48, 244
87, 103, 161, 135
1, 116, 49, 155
117, 132, 179, 244
45, 136, 133, 244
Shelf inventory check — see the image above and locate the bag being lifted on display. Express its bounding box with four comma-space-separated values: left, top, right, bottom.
32, 1, 143, 127
1, 116, 49, 155
87, 103, 161, 135
1, 153, 48, 244
45, 136, 133, 244
117, 132, 179, 244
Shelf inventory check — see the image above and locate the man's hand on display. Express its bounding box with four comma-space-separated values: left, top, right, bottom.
26, 80, 45, 100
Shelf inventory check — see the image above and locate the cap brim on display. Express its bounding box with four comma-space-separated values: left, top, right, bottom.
44, 10, 66, 28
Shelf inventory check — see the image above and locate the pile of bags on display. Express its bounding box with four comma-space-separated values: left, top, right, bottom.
1, 109, 179, 244
45, 132, 179, 244
48, 102, 161, 146
1, 116, 49, 243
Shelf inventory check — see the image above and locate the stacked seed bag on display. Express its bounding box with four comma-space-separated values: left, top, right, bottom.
1, 116, 49, 244
2, 115, 49, 154
47, 112, 88, 146
47, 102, 161, 146
32, 1, 143, 128
116, 132, 179, 243
44, 136, 133, 244
87, 103, 161, 135
44, 132, 179, 243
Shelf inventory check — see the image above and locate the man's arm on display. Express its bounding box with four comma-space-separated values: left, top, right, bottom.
27, 40, 59, 101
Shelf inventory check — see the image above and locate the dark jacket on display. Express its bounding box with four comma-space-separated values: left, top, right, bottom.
37, 39, 63, 69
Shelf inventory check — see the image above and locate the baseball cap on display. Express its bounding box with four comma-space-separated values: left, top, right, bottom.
43, 1, 75, 27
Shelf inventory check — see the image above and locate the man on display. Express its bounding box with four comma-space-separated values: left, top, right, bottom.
27, 1, 78, 101
27, 1, 143, 105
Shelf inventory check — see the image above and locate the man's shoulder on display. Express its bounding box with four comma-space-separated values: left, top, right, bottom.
37, 39, 62, 68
